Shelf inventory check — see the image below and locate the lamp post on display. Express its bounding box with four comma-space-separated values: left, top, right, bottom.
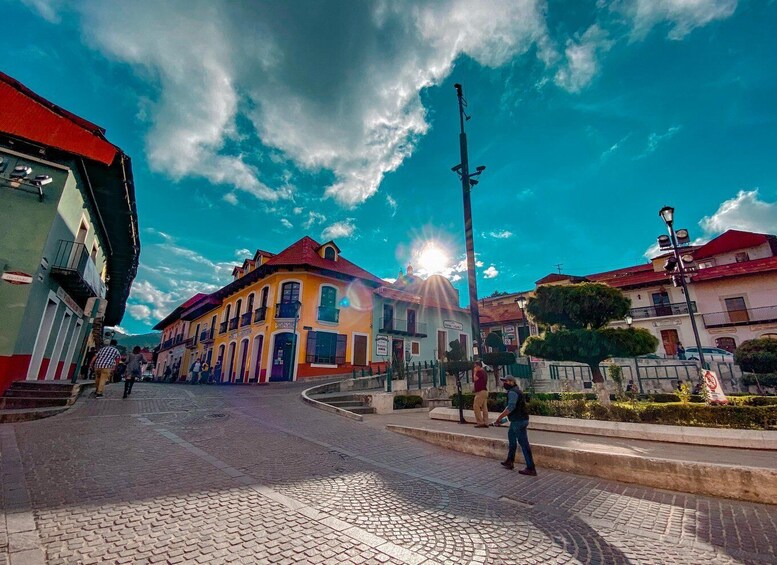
452, 83, 486, 361
658, 206, 706, 373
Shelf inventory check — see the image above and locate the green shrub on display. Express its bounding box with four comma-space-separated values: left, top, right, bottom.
393, 395, 423, 410
450, 392, 509, 412
741, 373, 777, 388
744, 396, 777, 407
735, 339, 777, 374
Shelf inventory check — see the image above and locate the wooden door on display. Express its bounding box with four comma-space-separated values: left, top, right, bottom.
353, 335, 367, 366
661, 329, 679, 356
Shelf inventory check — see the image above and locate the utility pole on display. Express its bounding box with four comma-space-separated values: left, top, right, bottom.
452, 83, 486, 360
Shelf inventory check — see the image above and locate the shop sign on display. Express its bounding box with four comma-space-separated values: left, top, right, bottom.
443, 320, 463, 331
56, 287, 84, 317
2, 271, 33, 285
376, 335, 389, 356
504, 325, 516, 334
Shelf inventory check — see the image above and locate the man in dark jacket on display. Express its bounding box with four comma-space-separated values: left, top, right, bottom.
494, 375, 536, 475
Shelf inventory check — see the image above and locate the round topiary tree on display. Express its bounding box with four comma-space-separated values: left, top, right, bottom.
523, 283, 659, 405
735, 338, 777, 375
444, 339, 475, 424
481, 331, 516, 387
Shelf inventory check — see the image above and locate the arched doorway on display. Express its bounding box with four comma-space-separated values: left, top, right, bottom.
237, 338, 249, 383
225, 342, 236, 383
250, 335, 264, 383
270, 332, 295, 381
216, 344, 225, 382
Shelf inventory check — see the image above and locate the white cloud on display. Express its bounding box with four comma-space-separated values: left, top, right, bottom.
600, 133, 631, 162
699, 189, 777, 235
223, 193, 238, 205
292, 207, 303, 215
554, 24, 613, 93
234, 248, 251, 259
643, 188, 776, 258
635, 125, 681, 159
386, 195, 398, 217
626, 0, 737, 40
483, 265, 500, 278
33, 0, 550, 208
280, 218, 293, 229
127, 304, 152, 322
321, 219, 356, 240
304, 211, 327, 229
488, 230, 513, 239
21, 0, 62, 23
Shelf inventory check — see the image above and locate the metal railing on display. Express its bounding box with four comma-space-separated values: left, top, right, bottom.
162, 339, 173, 350
275, 302, 300, 318
317, 306, 340, 323
378, 317, 428, 336
702, 305, 777, 328
254, 306, 267, 323
629, 301, 696, 319
219, 321, 228, 334
50, 240, 106, 298
228, 317, 239, 330
240, 312, 252, 327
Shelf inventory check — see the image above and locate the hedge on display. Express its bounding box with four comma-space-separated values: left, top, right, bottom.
740, 373, 777, 388
449, 394, 777, 429
393, 395, 423, 410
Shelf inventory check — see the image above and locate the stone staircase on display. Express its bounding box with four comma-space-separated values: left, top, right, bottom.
0, 380, 90, 423
311, 393, 376, 415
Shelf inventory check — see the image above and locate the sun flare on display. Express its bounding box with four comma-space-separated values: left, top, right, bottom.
416, 241, 450, 275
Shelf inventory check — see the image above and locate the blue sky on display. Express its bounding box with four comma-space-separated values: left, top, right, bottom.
4, 0, 776, 334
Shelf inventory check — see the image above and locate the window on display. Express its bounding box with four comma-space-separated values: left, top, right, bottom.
715, 337, 736, 353
281, 282, 300, 303
324, 246, 336, 260
247, 293, 255, 312
383, 304, 394, 331
459, 333, 468, 355
260, 286, 269, 308
651, 292, 671, 316
305, 331, 346, 365
318, 286, 339, 322
724, 297, 749, 323
735, 252, 750, 263
407, 309, 416, 335
437, 330, 447, 360
411, 341, 420, 356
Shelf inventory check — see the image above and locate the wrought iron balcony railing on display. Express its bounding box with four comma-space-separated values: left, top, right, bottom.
219, 321, 228, 334
254, 306, 267, 323
378, 317, 428, 336
240, 312, 252, 327
50, 240, 106, 303
228, 317, 239, 330
275, 302, 301, 319
702, 305, 777, 328
628, 301, 696, 320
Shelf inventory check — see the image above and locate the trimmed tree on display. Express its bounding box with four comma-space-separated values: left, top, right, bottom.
481, 331, 516, 387
445, 339, 474, 424
735, 338, 777, 375
523, 283, 659, 405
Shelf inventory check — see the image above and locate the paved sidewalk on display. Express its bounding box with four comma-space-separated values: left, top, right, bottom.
1, 382, 776, 564
363, 409, 777, 469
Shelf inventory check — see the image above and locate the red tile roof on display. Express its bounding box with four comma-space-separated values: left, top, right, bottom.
266, 236, 384, 284
0, 72, 120, 165
694, 230, 773, 260
480, 303, 525, 325
535, 273, 574, 285
586, 263, 669, 289
692, 256, 777, 282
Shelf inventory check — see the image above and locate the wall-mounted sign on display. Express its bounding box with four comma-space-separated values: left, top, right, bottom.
2, 271, 33, 285
443, 320, 463, 331
56, 287, 84, 317
504, 325, 516, 334
376, 334, 389, 356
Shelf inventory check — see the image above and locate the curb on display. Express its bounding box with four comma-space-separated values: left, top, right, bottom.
430, 407, 777, 450
301, 383, 364, 422
387, 424, 777, 505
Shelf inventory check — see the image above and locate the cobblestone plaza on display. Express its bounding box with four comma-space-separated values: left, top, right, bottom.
2, 383, 776, 564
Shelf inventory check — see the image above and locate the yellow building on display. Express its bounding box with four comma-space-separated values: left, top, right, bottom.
201, 237, 381, 383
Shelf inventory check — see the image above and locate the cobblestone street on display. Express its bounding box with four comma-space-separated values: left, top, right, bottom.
2, 383, 776, 564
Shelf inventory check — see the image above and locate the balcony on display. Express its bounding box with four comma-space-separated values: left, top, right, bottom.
629, 301, 696, 320
378, 317, 427, 337
275, 302, 301, 319
702, 305, 777, 328
184, 337, 196, 349
49, 240, 106, 305
240, 312, 252, 327
219, 321, 228, 334
161, 339, 173, 351
228, 317, 239, 330
254, 306, 267, 323
317, 306, 340, 323
174, 335, 183, 345
199, 330, 214, 343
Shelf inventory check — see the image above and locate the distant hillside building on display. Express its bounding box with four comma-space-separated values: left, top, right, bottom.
0, 72, 139, 393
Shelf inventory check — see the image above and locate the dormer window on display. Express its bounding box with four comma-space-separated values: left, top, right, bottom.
324, 246, 336, 260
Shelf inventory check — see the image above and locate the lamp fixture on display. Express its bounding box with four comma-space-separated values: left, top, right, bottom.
659, 205, 674, 226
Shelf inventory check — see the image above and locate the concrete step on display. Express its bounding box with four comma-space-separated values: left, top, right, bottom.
327, 400, 368, 408
311, 394, 367, 403
348, 406, 376, 415
8, 381, 78, 391
0, 396, 72, 409
0, 406, 69, 424
3, 388, 76, 398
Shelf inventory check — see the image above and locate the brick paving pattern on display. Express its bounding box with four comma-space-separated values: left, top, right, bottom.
1, 382, 775, 564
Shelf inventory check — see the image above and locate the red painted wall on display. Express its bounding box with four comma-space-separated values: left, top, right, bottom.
0, 354, 31, 395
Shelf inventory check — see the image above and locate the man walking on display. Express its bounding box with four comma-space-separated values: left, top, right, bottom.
124, 346, 144, 399
190, 358, 201, 385
472, 361, 489, 428
90, 339, 121, 398
494, 375, 536, 476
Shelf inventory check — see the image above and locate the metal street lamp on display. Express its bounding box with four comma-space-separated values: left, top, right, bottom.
290, 300, 302, 381
452, 83, 486, 361
625, 314, 633, 327
657, 206, 707, 373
